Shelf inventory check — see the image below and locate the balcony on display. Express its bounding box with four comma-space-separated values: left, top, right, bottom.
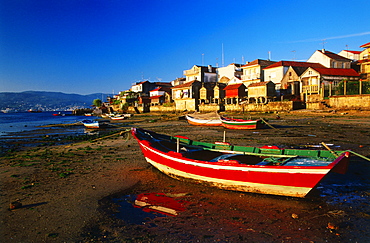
302, 85, 319, 94
241, 74, 260, 81
183, 69, 199, 76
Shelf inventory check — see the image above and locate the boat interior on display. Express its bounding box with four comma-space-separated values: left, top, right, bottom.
136, 129, 337, 167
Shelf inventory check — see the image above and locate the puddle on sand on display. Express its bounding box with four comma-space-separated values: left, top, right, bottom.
318, 182, 369, 206
112, 192, 189, 224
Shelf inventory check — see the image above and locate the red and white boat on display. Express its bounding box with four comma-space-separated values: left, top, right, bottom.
220, 116, 264, 130
131, 127, 350, 198
185, 112, 222, 126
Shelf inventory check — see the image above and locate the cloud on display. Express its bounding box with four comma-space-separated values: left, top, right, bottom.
287, 31, 370, 43
324, 31, 370, 40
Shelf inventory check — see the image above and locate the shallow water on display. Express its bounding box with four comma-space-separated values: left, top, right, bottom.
0, 111, 112, 154
0, 111, 93, 135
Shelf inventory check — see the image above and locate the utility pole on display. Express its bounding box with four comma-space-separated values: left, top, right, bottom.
321, 39, 327, 50
222, 43, 224, 67
291, 50, 296, 60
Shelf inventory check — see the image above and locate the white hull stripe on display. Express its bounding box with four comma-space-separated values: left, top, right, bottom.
186, 116, 221, 125
141, 143, 330, 174
147, 158, 311, 197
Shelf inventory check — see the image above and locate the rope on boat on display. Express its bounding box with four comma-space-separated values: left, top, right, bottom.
320, 142, 370, 161
346, 150, 370, 161
64, 128, 131, 148
259, 118, 276, 129
321, 142, 339, 157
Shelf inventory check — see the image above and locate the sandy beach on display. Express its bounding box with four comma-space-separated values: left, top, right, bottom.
1, 111, 370, 242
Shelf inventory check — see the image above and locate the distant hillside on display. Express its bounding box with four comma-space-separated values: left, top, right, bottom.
0, 91, 111, 112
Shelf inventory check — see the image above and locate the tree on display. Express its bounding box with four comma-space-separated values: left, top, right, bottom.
93, 99, 102, 107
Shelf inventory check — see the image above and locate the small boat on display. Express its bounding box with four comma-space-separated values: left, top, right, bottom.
110, 115, 125, 120
122, 113, 133, 118
28, 109, 42, 113
81, 119, 104, 129
53, 112, 65, 116
1, 108, 13, 113
220, 116, 264, 130
131, 127, 350, 198
185, 112, 222, 126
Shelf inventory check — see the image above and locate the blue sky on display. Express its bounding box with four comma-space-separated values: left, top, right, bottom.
1, 0, 369, 95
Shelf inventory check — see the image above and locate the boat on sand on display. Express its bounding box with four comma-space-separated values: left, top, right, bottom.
220, 116, 264, 130
185, 112, 222, 126
81, 119, 107, 129
131, 127, 350, 198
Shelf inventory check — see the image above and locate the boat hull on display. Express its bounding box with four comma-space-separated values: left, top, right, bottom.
221, 117, 264, 129
110, 117, 125, 120
185, 114, 222, 126
82, 120, 102, 129
146, 157, 315, 197
83, 124, 99, 129
132, 128, 350, 197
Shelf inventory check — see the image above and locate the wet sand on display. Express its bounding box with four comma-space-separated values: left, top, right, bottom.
1, 111, 369, 242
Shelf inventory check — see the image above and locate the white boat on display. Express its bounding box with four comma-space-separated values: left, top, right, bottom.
185, 112, 222, 126
81, 119, 107, 129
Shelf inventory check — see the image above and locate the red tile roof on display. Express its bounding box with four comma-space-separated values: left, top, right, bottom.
150, 95, 163, 99
171, 80, 197, 89
248, 81, 272, 87
318, 50, 351, 61
360, 42, 370, 48
342, 50, 362, 54
264, 61, 325, 70
153, 82, 172, 86
150, 87, 161, 92
135, 81, 149, 85
242, 59, 276, 67
312, 68, 360, 76
224, 83, 243, 90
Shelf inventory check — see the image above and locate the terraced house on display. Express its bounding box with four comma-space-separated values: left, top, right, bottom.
123, 42, 370, 112
359, 42, 370, 82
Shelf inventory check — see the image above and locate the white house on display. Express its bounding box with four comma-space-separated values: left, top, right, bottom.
300, 67, 360, 94
263, 61, 325, 91
338, 50, 361, 61
241, 59, 276, 86
307, 49, 352, 69
183, 65, 217, 83
217, 63, 243, 82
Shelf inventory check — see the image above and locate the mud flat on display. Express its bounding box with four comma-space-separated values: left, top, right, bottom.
1, 111, 369, 242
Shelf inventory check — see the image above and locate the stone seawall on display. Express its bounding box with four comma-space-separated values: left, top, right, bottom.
328, 94, 370, 110
305, 94, 370, 110
126, 95, 370, 114
128, 101, 305, 113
